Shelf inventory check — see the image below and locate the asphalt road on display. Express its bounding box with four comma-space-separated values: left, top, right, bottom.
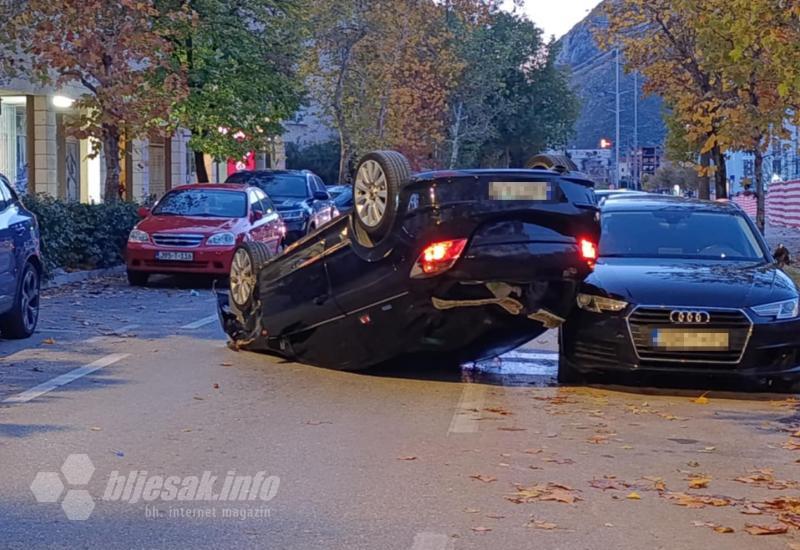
1, 276, 800, 549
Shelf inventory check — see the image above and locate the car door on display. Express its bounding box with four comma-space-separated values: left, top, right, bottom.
254, 190, 283, 254
0, 179, 16, 311
246, 189, 269, 243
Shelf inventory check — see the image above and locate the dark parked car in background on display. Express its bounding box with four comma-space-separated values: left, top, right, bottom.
326, 185, 353, 216
0, 173, 41, 339
225, 170, 338, 243
560, 195, 800, 386
218, 152, 600, 371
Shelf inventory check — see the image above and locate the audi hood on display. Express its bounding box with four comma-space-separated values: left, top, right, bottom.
583, 258, 798, 309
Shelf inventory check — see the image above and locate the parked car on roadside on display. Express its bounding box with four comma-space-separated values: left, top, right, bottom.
0, 173, 41, 339
560, 195, 800, 387
326, 185, 353, 216
225, 170, 338, 244
125, 184, 285, 286
217, 151, 600, 371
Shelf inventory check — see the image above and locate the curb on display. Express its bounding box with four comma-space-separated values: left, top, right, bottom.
43, 265, 125, 290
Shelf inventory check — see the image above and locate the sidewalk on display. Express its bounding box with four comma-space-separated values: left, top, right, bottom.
766, 223, 800, 258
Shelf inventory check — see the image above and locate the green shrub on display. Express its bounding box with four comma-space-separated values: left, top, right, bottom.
22, 194, 140, 276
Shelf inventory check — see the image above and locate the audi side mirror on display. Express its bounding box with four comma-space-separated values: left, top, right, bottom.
774, 244, 791, 268
312, 191, 330, 202
137, 207, 150, 218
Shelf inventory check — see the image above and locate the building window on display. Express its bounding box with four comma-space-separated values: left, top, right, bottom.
743, 159, 754, 177
0, 96, 28, 193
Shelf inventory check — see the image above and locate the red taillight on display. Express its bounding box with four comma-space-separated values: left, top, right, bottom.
580, 238, 598, 263
410, 239, 468, 278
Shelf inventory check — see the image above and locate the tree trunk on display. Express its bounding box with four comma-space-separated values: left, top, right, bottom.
102, 124, 122, 203
754, 149, 766, 234
712, 146, 728, 199
698, 153, 711, 200
449, 102, 463, 169
195, 150, 210, 183
338, 131, 351, 184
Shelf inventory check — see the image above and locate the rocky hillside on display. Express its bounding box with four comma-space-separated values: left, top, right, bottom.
556, 2, 666, 150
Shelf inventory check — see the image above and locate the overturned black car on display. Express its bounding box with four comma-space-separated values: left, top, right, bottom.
218, 151, 599, 370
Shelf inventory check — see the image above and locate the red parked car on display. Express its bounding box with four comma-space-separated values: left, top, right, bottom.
125, 184, 285, 286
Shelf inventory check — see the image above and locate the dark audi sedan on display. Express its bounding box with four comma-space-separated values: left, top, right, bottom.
560, 195, 800, 386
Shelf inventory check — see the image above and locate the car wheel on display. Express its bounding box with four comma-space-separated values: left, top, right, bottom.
0, 261, 40, 339
127, 270, 149, 286
525, 154, 578, 173
353, 150, 410, 242
230, 242, 273, 310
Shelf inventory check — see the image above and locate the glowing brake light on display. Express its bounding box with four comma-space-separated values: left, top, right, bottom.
580, 238, 598, 262
410, 239, 468, 279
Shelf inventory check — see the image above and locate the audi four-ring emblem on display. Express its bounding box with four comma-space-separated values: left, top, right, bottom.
669, 310, 711, 324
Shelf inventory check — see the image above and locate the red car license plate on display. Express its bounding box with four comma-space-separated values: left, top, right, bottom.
156, 251, 194, 262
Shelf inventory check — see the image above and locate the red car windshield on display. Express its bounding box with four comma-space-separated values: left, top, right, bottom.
152, 189, 247, 218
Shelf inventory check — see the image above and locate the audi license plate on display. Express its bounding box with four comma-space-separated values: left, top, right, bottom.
156, 251, 194, 262
652, 329, 729, 351
489, 181, 551, 201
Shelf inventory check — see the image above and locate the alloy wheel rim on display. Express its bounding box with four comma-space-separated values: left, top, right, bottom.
354, 160, 388, 227
21, 268, 39, 332
230, 249, 255, 307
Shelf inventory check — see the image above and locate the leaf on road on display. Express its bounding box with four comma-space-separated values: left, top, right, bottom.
212, 383, 220, 389
543, 457, 575, 465
507, 483, 582, 505
588, 434, 611, 444
89, 427, 102, 432
498, 427, 526, 432
524, 448, 544, 455
220, 362, 233, 367
782, 440, 800, 450
714, 526, 734, 533
778, 512, 800, 528
41, 338, 56, 345
692, 392, 710, 404
663, 492, 731, 508
471, 527, 492, 533
589, 479, 622, 491
744, 523, 789, 535
470, 474, 497, 483
464, 508, 480, 513
485, 514, 505, 519
741, 505, 764, 515
688, 476, 712, 489
397, 456, 417, 461
484, 407, 513, 416
627, 492, 641, 500
527, 519, 558, 530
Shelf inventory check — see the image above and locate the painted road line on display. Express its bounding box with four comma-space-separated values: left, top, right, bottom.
180, 314, 218, 330
410, 532, 451, 550
468, 362, 555, 376
3, 353, 130, 404
448, 383, 487, 434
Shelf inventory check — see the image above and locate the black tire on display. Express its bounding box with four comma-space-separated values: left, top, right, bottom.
127, 270, 149, 286
229, 241, 274, 310
525, 154, 578, 173
0, 261, 40, 339
352, 150, 411, 243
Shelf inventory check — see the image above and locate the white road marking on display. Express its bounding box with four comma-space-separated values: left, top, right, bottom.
448, 383, 487, 434
410, 532, 451, 550
3, 353, 130, 404
180, 314, 217, 330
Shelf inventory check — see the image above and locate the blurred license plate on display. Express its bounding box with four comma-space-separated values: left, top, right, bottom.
652, 329, 729, 351
156, 251, 194, 262
490, 181, 550, 201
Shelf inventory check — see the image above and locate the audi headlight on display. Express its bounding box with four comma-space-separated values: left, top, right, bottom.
576, 293, 629, 313
128, 229, 149, 243
281, 209, 305, 221
206, 232, 236, 246
752, 298, 799, 320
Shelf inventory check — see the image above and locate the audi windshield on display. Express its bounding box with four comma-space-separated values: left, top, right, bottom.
599, 209, 767, 262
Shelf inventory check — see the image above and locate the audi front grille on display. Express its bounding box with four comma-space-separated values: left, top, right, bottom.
627, 306, 753, 365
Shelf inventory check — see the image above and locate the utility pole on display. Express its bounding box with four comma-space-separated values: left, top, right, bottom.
633, 71, 639, 189
615, 47, 621, 187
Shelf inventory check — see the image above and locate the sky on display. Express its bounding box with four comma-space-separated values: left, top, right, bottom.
505, 0, 602, 39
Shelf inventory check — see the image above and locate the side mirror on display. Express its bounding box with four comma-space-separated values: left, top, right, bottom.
137, 207, 150, 218
250, 210, 263, 222
774, 244, 792, 268
313, 191, 330, 202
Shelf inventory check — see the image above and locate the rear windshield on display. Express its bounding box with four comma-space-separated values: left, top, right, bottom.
228, 173, 309, 199
153, 189, 247, 218
600, 209, 765, 261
